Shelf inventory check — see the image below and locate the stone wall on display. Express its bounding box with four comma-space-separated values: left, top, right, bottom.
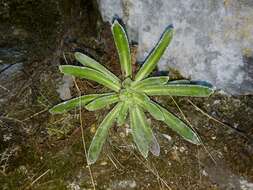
98, 0, 253, 94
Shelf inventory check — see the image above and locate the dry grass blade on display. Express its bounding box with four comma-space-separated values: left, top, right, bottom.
132, 152, 172, 190
187, 99, 253, 143
169, 96, 216, 164
73, 77, 96, 190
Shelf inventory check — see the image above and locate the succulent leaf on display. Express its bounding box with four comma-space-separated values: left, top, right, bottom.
74, 52, 120, 83
112, 20, 132, 78
132, 76, 169, 89
169, 80, 213, 88
117, 101, 129, 125
133, 93, 164, 121
85, 94, 120, 111
156, 103, 201, 144
49, 93, 114, 114
168, 80, 191, 84
59, 65, 121, 92
87, 102, 123, 164
129, 105, 153, 158
138, 84, 214, 97
135, 26, 173, 81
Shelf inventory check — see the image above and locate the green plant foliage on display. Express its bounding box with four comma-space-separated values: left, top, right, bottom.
50, 19, 214, 164
134, 25, 173, 82
87, 102, 123, 164
130, 105, 153, 158
112, 20, 132, 78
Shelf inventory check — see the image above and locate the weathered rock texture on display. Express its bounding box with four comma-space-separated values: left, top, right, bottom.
98, 0, 253, 95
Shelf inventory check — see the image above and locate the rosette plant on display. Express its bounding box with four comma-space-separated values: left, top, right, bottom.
49, 19, 214, 164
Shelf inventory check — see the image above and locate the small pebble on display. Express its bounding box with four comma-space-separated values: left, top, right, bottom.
213, 100, 221, 105
162, 134, 172, 141
179, 146, 186, 153
100, 161, 108, 166
202, 170, 208, 176
90, 124, 96, 134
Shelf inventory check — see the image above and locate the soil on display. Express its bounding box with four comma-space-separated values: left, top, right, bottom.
0, 0, 252, 190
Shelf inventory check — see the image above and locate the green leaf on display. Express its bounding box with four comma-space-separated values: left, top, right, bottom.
74, 52, 120, 83
129, 105, 153, 158
132, 76, 169, 89
85, 94, 119, 111
112, 20, 132, 78
49, 93, 113, 114
59, 65, 121, 92
88, 102, 123, 164
156, 103, 201, 144
138, 84, 214, 97
133, 93, 164, 121
117, 101, 129, 125
122, 77, 133, 89
135, 26, 173, 81
168, 80, 191, 84
169, 80, 213, 88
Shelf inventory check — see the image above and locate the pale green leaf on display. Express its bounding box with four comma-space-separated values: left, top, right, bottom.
85, 94, 119, 111
59, 65, 121, 92
112, 20, 132, 78
132, 76, 169, 89
87, 102, 123, 164
49, 93, 113, 114
117, 101, 129, 125
133, 93, 164, 121
74, 52, 120, 83
122, 77, 133, 89
168, 80, 213, 88
156, 103, 201, 144
129, 105, 153, 158
168, 80, 191, 84
135, 26, 173, 81
138, 84, 214, 97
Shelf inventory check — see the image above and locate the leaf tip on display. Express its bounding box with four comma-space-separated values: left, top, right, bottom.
111, 18, 120, 30
112, 14, 121, 25
48, 108, 55, 114
206, 87, 215, 97
87, 157, 96, 165
187, 133, 202, 145
166, 24, 174, 30
142, 151, 149, 158
59, 65, 65, 73
84, 105, 94, 112
74, 52, 82, 60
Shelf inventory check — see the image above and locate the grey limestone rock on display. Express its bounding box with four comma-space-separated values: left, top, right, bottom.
98, 0, 253, 94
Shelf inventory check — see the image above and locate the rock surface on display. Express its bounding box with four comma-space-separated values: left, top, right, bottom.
98, 0, 253, 95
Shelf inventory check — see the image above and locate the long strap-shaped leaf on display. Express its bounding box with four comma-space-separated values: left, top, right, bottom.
59, 65, 121, 92
169, 80, 213, 88
132, 76, 169, 89
135, 25, 173, 81
74, 52, 120, 83
117, 101, 129, 125
88, 102, 123, 164
156, 103, 201, 144
138, 84, 214, 97
112, 20, 132, 78
130, 105, 153, 158
49, 93, 113, 114
133, 93, 164, 121
85, 94, 119, 111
